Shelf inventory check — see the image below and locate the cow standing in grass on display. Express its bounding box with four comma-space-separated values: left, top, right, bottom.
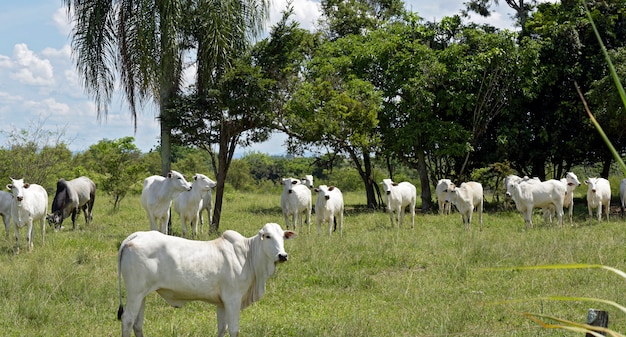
7, 178, 48, 252
381, 179, 416, 229
436, 179, 453, 215
445, 181, 484, 231
506, 178, 565, 228
173, 174, 216, 237
314, 185, 344, 237
141, 171, 192, 234
117, 223, 296, 337
280, 178, 311, 233
585, 177, 611, 223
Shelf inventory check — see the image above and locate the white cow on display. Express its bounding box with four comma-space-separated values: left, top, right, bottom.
6, 178, 48, 252
280, 178, 312, 232
141, 170, 192, 234
585, 177, 611, 223
381, 179, 416, 229
199, 179, 217, 229
444, 181, 484, 231
301, 175, 314, 188
117, 222, 296, 337
314, 185, 344, 237
506, 178, 566, 228
620, 178, 626, 218
560, 172, 581, 224
435, 179, 453, 215
0, 190, 12, 238
173, 174, 216, 237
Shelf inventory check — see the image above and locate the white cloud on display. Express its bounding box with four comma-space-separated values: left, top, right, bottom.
11, 43, 55, 86
42, 45, 72, 59
53, 6, 72, 36
268, 0, 321, 31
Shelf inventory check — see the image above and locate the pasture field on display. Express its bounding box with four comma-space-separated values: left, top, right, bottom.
0, 189, 626, 336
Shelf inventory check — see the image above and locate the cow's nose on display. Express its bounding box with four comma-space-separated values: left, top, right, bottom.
592, 189, 597, 193
385, 191, 390, 195
278, 253, 288, 262
505, 192, 511, 197
288, 190, 293, 194
325, 196, 330, 200
17, 196, 23, 202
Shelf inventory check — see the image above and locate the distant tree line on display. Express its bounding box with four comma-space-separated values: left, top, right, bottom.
63, 0, 626, 231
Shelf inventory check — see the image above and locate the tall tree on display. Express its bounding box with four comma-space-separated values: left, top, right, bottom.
64, 0, 187, 176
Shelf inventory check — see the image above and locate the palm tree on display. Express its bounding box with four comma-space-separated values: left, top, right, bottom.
64, 0, 269, 176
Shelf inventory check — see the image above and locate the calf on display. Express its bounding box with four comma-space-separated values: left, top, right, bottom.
301, 175, 314, 188
506, 178, 565, 228
585, 177, 611, 223
445, 181, 484, 231
381, 179, 416, 229
6, 178, 48, 252
117, 223, 296, 337
561, 172, 581, 224
280, 178, 312, 233
141, 171, 192, 234
173, 174, 216, 237
435, 179, 453, 215
314, 185, 344, 237
199, 179, 217, 229
0, 190, 12, 239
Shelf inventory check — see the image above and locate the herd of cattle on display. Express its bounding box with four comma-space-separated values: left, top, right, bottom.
4, 170, 626, 336
434, 172, 625, 231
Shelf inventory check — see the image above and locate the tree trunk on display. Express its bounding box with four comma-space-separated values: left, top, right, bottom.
417, 147, 431, 213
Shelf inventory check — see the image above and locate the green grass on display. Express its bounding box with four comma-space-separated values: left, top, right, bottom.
0, 189, 625, 336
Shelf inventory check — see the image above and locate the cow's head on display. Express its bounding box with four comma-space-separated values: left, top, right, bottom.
7, 177, 28, 203
566, 172, 581, 187
381, 179, 396, 195
168, 170, 192, 191
444, 183, 457, 204
46, 212, 64, 230
281, 178, 300, 194
315, 185, 336, 201
192, 173, 217, 192
585, 178, 598, 193
258, 222, 296, 263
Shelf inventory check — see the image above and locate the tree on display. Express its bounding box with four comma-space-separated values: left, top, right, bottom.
64, 0, 187, 176
65, 0, 270, 177
462, 0, 537, 32
79, 137, 146, 210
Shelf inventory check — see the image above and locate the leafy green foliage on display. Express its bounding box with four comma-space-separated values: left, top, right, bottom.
77, 137, 147, 210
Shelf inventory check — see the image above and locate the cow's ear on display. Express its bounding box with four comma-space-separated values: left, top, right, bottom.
328, 186, 335, 191
284, 230, 297, 240
6, 184, 12, 191
258, 229, 265, 239
314, 188, 319, 193
24, 183, 30, 189
291, 180, 298, 185
193, 175, 198, 181
167, 172, 173, 178
392, 183, 398, 186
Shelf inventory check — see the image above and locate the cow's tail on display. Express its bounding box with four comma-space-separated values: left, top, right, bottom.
117, 240, 127, 321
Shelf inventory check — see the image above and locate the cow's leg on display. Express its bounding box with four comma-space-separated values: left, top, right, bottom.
2, 215, 9, 240
338, 211, 344, 238
27, 221, 34, 251
328, 214, 334, 236
191, 214, 199, 238
121, 295, 145, 337
306, 209, 311, 234
71, 209, 78, 230
387, 208, 395, 228
283, 211, 290, 230
588, 205, 594, 222
398, 207, 404, 229
410, 202, 415, 229
605, 201, 610, 222
13, 223, 20, 254
40, 218, 45, 247
216, 305, 227, 337
224, 302, 241, 337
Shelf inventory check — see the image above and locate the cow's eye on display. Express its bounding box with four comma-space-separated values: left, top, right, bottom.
265, 235, 271, 239
444, 189, 447, 192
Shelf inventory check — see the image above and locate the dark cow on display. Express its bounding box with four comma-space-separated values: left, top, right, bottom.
47, 176, 96, 230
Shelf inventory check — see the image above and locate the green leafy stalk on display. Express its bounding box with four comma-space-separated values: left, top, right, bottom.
579, 1, 626, 174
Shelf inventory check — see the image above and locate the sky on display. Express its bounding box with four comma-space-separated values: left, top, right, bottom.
0, 0, 519, 155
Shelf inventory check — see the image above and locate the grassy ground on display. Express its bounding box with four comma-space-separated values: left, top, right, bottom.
0, 189, 625, 336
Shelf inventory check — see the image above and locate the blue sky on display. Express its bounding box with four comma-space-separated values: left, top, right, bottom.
0, 0, 519, 154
